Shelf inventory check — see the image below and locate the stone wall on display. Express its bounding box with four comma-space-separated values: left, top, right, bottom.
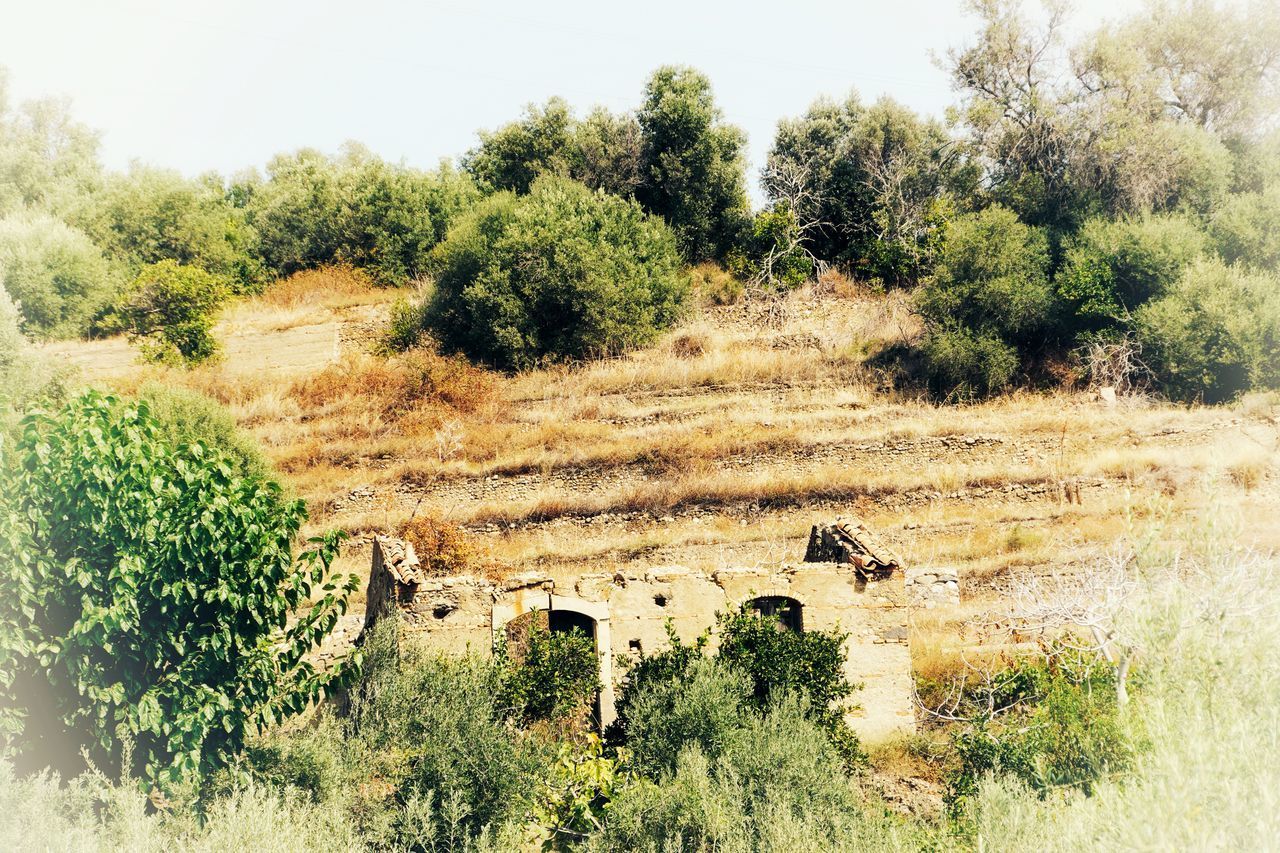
905, 567, 961, 608
364, 533, 916, 741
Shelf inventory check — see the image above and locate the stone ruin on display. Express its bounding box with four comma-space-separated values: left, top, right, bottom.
361, 517, 957, 741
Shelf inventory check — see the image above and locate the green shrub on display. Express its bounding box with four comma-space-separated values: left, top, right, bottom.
0, 211, 115, 338
134, 383, 272, 481
0, 391, 359, 792
946, 668, 1133, 818
1211, 185, 1280, 271
116, 260, 228, 365
72, 166, 265, 293
1134, 258, 1280, 402
919, 323, 1022, 401
246, 145, 479, 286
916, 206, 1054, 344
422, 174, 688, 370
732, 204, 813, 288
622, 658, 752, 777
0, 286, 64, 415
498, 622, 600, 726
1055, 214, 1207, 330
346, 625, 545, 846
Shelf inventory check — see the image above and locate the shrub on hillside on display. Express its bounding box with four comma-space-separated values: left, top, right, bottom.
1210, 185, 1280, 271
421, 174, 688, 370
0, 212, 115, 338
244, 145, 478, 286
497, 622, 600, 727
1055, 214, 1207, 331
135, 383, 272, 481
915, 206, 1053, 399
916, 206, 1053, 343
0, 286, 64, 415
115, 260, 228, 365
0, 391, 359, 792
71, 166, 265, 293
919, 323, 1022, 400
688, 261, 743, 306
1134, 258, 1280, 403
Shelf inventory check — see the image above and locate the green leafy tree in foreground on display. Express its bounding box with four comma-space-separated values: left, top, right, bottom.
0, 391, 360, 792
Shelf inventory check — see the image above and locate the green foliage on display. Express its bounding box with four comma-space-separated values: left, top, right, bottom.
1054, 213, 1206, 330
246, 145, 479, 286
422, 174, 688, 370
914, 206, 1053, 399
0, 391, 360, 793
0, 211, 115, 338
1211, 185, 1280, 271
622, 658, 752, 778
717, 604, 864, 768
636, 65, 751, 262
602, 697, 893, 853
918, 324, 1021, 401
767, 93, 962, 281
465, 98, 576, 194
945, 666, 1134, 820
342, 623, 546, 847
1134, 258, 1280, 403
732, 204, 813, 289
917, 206, 1053, 341
115, 260, 228, 365
71, 166, 265, 293
498, 623, 600, 726
532, 734, 631, 849
0, 286, 65, 417
0, 71, 102, 218
134, 383, 272, 482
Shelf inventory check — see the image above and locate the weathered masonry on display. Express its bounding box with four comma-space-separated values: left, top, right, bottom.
363, 518, 919, 740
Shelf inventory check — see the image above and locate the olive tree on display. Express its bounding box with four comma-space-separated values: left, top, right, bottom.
421, 174, 687, 370
0, 392, 360, 792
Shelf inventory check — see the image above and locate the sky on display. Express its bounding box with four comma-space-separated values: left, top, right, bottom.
1, 0, 1151, 198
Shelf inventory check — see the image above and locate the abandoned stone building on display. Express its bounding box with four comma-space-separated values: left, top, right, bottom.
362, 518, 947, 740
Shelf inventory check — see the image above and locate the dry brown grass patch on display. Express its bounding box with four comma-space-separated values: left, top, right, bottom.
256, 265, 377, 308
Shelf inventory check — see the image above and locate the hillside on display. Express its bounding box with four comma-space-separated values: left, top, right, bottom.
44, 276, 1280, 622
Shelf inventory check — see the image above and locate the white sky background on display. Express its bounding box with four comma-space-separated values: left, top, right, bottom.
1, 0, 1150, 201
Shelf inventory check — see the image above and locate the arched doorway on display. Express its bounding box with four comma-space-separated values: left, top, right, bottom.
747, 595, 803, 632
492, 593, 616, 729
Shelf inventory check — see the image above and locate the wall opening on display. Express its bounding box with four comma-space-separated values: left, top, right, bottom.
748, 595, 803, 632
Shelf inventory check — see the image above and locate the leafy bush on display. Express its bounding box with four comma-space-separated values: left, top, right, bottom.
0, 211, 115, 338
0, 286, 64, 416
917, 206, 1053, 342
0, 391, 359, 792
421, 174, 688, 370
766, 93, 963, 281
1134, 258, 1280, 403
346, 624, 545, 845
464, 97, 576, 194
115, 260, 228, 365
622, 658, 751, 777
134, 383, 272, 481
919, 323, 1021, 400
946, 667, 1133, 818
717, 604, 864, 768
915, 206, 1054, 399
498, 622, 600, 727
1054, 214, 1207, 331
730, 204, 814, 288
245, 145, 479, 286
72, 166, 265, 293
1211, 185, 1280, 271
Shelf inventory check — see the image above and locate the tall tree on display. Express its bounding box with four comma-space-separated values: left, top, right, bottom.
636, 66, 750, 262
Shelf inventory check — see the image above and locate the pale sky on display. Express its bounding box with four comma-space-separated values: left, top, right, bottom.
1, 0, 1150, 197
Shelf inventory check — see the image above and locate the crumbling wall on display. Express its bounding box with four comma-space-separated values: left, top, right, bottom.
364, 533, 915, 741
